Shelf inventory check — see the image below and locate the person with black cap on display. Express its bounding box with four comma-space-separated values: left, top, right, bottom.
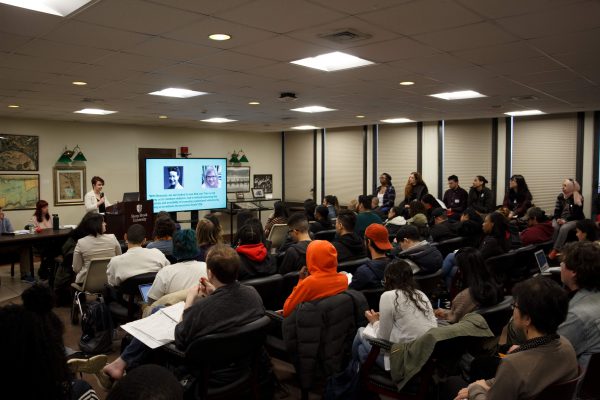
467, 175, 494, 215
429, 207, 459, 242
350, 223, 392, 290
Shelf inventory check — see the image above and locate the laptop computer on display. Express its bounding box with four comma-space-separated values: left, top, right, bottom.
138, 283, 152, 303
535, 249, 561, 274
123, 192, 140, 202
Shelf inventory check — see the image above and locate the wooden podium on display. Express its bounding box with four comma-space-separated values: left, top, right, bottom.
105, 200, 154, 241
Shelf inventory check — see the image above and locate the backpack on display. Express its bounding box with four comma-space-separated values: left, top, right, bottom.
79, 298, 113, 354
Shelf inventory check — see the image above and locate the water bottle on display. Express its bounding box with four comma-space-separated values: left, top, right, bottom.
52, 214, 59, 230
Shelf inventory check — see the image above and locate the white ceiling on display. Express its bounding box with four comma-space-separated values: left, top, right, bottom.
0, 0, 599, 132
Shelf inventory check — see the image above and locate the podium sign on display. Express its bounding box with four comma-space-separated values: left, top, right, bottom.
105, 200, 154, 241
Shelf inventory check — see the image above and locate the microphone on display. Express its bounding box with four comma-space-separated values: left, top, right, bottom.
100, 192, 104, 198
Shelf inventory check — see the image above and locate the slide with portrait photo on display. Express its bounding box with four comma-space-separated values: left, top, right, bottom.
146, 158, 227, 213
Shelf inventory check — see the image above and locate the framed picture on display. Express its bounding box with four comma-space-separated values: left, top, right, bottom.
53, 166, 86, 206
0, 134, 39, 171
253, 174, 273, 194
252, 188, 265, 199
0, 174, 40, 210
227, 166, 251, 193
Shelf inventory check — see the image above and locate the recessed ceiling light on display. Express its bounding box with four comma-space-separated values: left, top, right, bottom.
149, 88, 208, 98
429, 90, 486, 100
356, 115, 365, 119
291, 51, 374, 72
7, 104, 20, 108
248, 101, 260, 105
380, 118, 414, 123
74, 108, 117, 115
201, 117, 237, 123
72, 81, 87, 86
292, 125, 319, 130
0, 0, 95, 16
504, 110, 545, 117
399, 81, 414, 86
291, 106, 336, 113
209, 33, 231, 41
158, 115, 168, 119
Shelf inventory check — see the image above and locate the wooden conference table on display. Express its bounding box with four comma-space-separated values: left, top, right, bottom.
0, 228, 72, 279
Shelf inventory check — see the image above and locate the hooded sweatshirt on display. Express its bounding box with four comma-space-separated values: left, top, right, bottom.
332, 233, 367, 262
283, 240, 349, 317
278, 240, 311, 274
520, 221, 555, 246
236, 243, 276, 281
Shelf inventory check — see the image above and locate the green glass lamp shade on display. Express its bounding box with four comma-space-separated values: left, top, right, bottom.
73, 152, 87, 161
229, 154, 239, 163
239, 154, 249, 162
57, 153, 72, 163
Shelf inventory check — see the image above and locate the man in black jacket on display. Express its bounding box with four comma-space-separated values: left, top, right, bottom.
332, 209, 367, 262
394, 225, 443, 275
278, 213, 312, 274
467, 175, 494, 214
429, 208, 459, 242
443, 175, 468, 220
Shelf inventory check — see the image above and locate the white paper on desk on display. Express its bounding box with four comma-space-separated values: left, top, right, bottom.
13, 230, 29, 235
120, 302, 185, 349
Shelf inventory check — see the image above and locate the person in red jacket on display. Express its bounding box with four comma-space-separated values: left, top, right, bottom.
282, 240, 348, 317
520, 207, 554, 246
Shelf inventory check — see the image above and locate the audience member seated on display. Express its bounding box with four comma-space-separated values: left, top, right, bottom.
453, 277, 577, 400
72, 212, 122, 285
282, 240, 348, 317
147, 230, 207, 303
309, 205, 332, 234
429, 207, 459, 242
303, 198, 317, 222
31, 199, 60, 279
203, 212, 223, 241
520, 207, 554, 246
106, 224, 170, 286
575, 219, 599, 242
467, 175, 494, 215
398, 171, 429, 214
332, 209, 367, 262
384, 206, 406, 236
480, 211, 511, 260
195, 218, 220, 262
156, 211, 181, 231
106, 364, 182, 400
503, 174, 533, 219
374, 172, 396, 214
235, 221, 276, 280
0, 205, 14, 233
347, 199, 359, 212
103, 245, 265, 383
0, 284, 100, 400
457, 208, 484, 248
323, 195, 339, 218
0, 206, 30, 282
549, 178, 584, 259
394, 225, 443, 275
421, 193, 443, 226
352, 259, 437, 367
265, 201, 289, 237
278, 213, 312, 274
557, 241, 600, 369
146, 216, 176, 256
435, 248, 502, 323
406, 200, 429, 239
355, 194, 383, 238
371, 196, 380, 212
349, 224, 392, 290
443, 175, 469, 221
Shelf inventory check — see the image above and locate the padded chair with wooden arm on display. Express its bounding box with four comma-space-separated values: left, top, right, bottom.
338, 257, 370, 274
314, 229, 337, 242
109, 271, 157, 323
435, 237, 465, 258
414, 269, 444, 298
70, 257, 111, 325
241, 273, 283, 311
267, 224, 288, 253
162, 315, 271, 400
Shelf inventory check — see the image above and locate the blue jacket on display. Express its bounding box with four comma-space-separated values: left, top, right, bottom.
349, 258, 391, 290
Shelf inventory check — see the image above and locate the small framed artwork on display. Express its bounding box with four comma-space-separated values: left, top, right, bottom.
0, 133, 39, 171
53, 166, 86, 206
0, 174, 39, 210
252, 188, 265, 199
253, 174, 273, 194
227, 166, 251, 193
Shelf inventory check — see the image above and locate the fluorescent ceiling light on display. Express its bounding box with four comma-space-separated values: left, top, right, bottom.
0, 0, 94, 16
74, 108, 117, 115
504, 110, 545, 117
381, 118, 414, 123
292, 125, 319, 130
291, 106, 336, 113
291, 51, 374, 72
201, 117, 236, 123
209, 33, 231, 41
399, 81, 414, 86
429, 90, 486, 100
149, 88, 208, 98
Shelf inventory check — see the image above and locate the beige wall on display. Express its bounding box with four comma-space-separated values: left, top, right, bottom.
0, 117, 282, 231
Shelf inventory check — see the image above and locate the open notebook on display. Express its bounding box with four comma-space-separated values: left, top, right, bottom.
121, 301, 185, 349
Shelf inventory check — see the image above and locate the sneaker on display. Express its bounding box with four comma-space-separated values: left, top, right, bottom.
20, 275, 36, 284
67, 354, 108, 375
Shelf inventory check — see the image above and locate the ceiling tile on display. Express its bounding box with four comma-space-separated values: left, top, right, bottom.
0, 4, 64, 37
126, 38, 219, 62
233, 35, 330, 62
456, 0, 583, 19
307, 0, 410, 15
93, 53, 176, 73
43, 21, 152, 51
349, 38, 441, 63
189, 51, 276, 72
485, 56, 564, 76
527, 27, 600, 55
17, 39, 115, 64
452, 41, 540, 65
0, 32, 34, 53
414, 22, 518, 52
147, 0, 253, 15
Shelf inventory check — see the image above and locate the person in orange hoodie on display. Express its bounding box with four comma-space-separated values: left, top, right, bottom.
282, 240, 349, 317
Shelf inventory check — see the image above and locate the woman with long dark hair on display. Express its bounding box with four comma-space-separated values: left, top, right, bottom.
435, 248, 502, 323
32, 199, 52, 229
352, 259, 437, 365
323, 195, 339, 218
503, 174, 533, 219
480, 211, 511, 259
374, 172, 396, 213
399, 172, 429, 211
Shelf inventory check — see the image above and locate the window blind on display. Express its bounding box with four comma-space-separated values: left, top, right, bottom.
284, 131, 314, 202
377, 124, 418, 200
325, 126, 364, 206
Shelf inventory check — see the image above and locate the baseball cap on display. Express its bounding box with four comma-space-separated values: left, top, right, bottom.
431, 208, 446, 219
365, 223, 392, 250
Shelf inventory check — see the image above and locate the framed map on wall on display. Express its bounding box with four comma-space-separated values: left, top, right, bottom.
53, 166, 86, 206
0, 134, 39, 171
0, 174, 40, 210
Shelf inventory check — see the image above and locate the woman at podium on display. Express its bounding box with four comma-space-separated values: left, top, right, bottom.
85, 176, 111, 213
